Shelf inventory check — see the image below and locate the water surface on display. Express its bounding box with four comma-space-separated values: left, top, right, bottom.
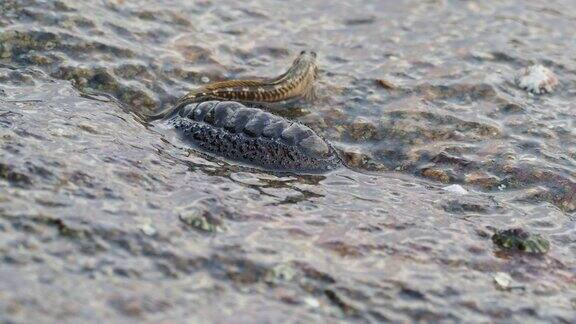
0, 0, 575, 322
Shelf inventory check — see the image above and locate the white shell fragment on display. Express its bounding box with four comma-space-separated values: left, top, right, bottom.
442, 184, 468, 195
140, 223, 157, 236
516, 65, 558, 94
493, 272, 512, 290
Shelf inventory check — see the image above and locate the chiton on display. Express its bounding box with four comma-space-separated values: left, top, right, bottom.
167, 101, 341, 173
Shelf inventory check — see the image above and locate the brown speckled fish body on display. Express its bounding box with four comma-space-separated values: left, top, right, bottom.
175, 51, 318, 107
146, 51, 319, 121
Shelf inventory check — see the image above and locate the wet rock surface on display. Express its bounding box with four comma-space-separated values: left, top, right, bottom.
1, 0, 576, 322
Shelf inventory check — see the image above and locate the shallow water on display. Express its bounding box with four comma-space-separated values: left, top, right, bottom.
0, 0, 575, 322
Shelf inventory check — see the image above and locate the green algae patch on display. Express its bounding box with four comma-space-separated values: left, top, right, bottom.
492, 228, 550, 254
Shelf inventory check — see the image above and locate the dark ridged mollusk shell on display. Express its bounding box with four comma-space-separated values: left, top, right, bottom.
168, 101, 341, 173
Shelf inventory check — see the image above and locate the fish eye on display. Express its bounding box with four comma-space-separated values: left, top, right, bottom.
300, 50, 306, 55
311, 51, 317, 58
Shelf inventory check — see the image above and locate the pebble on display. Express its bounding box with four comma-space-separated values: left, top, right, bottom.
376, 79, 397, 90
493, 272, 512, 290
442, 184, 468, 195
303, 297, 320, 308
140, 223, 157, 236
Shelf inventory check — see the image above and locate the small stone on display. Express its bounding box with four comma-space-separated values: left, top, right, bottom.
349, 117, 377, 141
179, 209, 224, 233
376, 79, 397, 90
499, 103, 524, 114
442, 184, 468, 195
1, 43, 12, 58
49, 127, 75, 138
421, 168, 451, 183
493, 272, 512, 290
516, 65, 558, 94
140, 223, 157, 236
465, 171, 500, 190
342, 148, 369, 169
303, 297, 320, 308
